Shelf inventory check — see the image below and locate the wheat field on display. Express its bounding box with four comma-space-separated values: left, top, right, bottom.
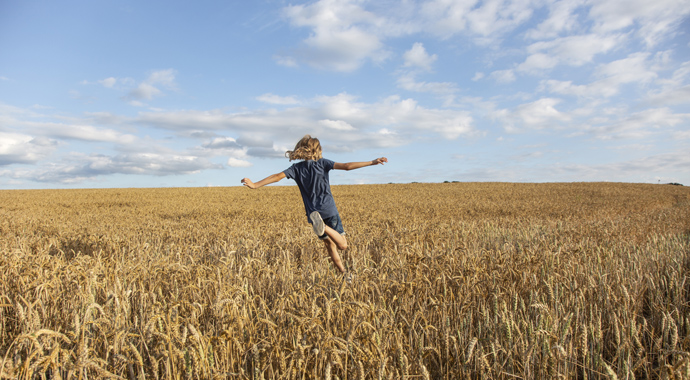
0, 182, 689, 379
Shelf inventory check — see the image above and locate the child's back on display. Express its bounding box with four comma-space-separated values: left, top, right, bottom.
241, 135, 387, 276
283, 158, 338, 220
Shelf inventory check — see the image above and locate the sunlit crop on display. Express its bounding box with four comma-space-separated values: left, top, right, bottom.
1, 182, 688, 379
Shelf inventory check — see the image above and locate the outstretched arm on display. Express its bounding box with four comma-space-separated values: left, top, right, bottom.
241, 172, 286, 189
334, 157, 388, 171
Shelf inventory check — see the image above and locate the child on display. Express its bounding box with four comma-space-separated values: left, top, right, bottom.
241, 135, 387, 277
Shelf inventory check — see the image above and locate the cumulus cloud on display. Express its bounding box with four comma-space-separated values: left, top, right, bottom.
273, 55, 298, 68
495, 98, 570, 132
274, 0, 690, 74
203, 137, 241, 150
396, 74, 458, 98
129, 83, 162, 101
30, 123, 138, 144
0, 132, 57, 165
236, 136, 275, 148
420, 0, 537, 40
257, 93, 301, 105
227, 157, 252, 167
595, 52, 657, 84
280, 0, 389, 71
4, 152, 222, 184
518, 34, 624, 73
319, 119, 356, 131
98, 77, 117, 88
396, 43, 457, 103
84, 70, 178, 106
588, 0, 690, 46
539, 80, 589, 97
525, 0, 585, 40
546, 150, 690, 183
586, 107, 688, 140
403, 42, 437, 71
647, 85, 690, 106
0, 105, 138, 145
489, 69, 516, 83
539, 52, 659, 99
112, 69, 177, 105
136, 92, 476, 153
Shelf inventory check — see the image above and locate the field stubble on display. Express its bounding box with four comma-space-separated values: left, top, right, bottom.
0, 182, 689, 379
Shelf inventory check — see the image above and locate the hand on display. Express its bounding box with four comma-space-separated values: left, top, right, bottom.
373, 157, 388, 165
241, 178, 256, 189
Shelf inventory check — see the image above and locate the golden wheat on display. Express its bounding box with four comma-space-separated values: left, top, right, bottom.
0, 182, 688, 379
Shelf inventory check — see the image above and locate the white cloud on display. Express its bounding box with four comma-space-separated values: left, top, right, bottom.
525, 0, 585, 39
236, 136, 274, 148
129, 82, 162, 100
522, 149, 690, 183
673, 129, 690, 140
256, 93, 300, 105
396, 74, 458, 97
517, 53, 559, 72
281, 0, 388, 71
5, 152, 222, 184
539, 80, 589, 97
403, 42, 437, 71
319, 119, 356, 131
647, 85, 690, 106
518, 34, 624, 73
515, 98, 569, 127
83, 70, 178, 105
496, 98, 570, 132
539, 52, 660, 99
147, 69, 176, 87
82, 111, 128, 126
275, 0, 690, 75
489, 69, 516, 83
126, 69, 177, 101
136, 92, 477, 150
0, 132, 57, 165
227, 157, 252, 168
660, 61, 690, 89
203, 137, 241, 150
29, 122, 138, 144
315, 92, 366, 121
421, 0, 538, 40
0, 104, 138, 145
595, 52, 656, 84
395, 43, 458, 104
371, 96, 474, 139
274, 55, 298, 68
588, 0, 690, 46
587, 107, 688, 140
98, 77, 117, 88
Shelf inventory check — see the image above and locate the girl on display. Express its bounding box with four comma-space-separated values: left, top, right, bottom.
241, 135, 387, 276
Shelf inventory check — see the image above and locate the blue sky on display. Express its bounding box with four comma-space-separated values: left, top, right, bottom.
1, 0, 689, 189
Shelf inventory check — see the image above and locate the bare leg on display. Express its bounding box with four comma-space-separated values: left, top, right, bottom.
323, 225, 347, 250
323, 237, 346, 273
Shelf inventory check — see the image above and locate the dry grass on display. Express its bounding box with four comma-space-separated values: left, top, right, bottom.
0, 182, 689, 379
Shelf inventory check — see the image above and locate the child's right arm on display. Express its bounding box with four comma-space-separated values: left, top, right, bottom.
241, 172, 286, 189
334, 157, 388, 171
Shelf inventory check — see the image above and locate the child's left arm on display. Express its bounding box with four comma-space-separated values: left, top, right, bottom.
241, 172, 286, 189
334, 157, 388, 171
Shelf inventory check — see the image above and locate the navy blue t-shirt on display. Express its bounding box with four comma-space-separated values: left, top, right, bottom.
283, 158, 339, 219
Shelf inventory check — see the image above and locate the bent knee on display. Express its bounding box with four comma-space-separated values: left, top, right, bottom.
337, 241, 348, 251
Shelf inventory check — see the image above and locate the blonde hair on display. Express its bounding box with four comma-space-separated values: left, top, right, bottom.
286, 135, 323, 161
